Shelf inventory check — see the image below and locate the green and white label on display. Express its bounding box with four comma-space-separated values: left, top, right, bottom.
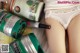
3, 16, 20, 36
21, 36, 37, 53
12, 0, 43, 21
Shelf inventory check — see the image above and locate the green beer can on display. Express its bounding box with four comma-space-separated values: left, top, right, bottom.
9, 33, 44, 53
0, 10, 26, 38
10, 0, 44, 21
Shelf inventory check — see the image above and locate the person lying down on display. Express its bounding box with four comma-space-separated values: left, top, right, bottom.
43, 0, 80, 53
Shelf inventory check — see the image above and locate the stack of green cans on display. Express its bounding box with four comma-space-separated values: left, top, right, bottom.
9, 33, 44, 53
0, 0, 45, 53
0, 10, 26, 38
0, 10, 44, 53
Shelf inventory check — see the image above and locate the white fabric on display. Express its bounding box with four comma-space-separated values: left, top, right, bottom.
44, 0, 80, 10
44, 0, 80, 29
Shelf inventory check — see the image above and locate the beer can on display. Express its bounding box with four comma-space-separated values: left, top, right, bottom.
0, 10, 26, 38
10, 0, 44, 21
9, 33, 44, 53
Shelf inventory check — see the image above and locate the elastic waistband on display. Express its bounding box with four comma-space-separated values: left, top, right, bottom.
45, 5, 80, 13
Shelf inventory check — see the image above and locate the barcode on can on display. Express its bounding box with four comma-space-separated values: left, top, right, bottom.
1, 44, 9, 52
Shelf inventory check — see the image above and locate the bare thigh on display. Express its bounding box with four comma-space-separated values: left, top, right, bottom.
68, 14, 80, 53
45, 18, 66, 53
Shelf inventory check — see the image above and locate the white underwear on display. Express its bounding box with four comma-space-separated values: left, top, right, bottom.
44, 0, 80, 29
45, 6, 80, 29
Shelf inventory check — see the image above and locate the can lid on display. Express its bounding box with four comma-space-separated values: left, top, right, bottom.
0, 11, 7, 23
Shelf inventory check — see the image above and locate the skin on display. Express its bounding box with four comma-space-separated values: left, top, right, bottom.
68, 14, 80, 53
45, 14, 80, 53
41, 0, 80, 52
45, 18, 66, 53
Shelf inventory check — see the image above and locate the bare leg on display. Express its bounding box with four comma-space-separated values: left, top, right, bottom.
45, 18, 66, 53
68, 14, 80, 53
